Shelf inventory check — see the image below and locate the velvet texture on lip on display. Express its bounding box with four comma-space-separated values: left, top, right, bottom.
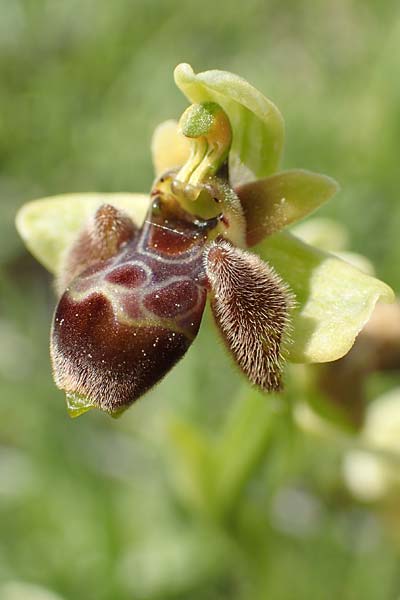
52, 203, 210, 415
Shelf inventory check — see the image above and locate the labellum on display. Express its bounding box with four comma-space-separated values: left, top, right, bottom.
51, 101, 294, 416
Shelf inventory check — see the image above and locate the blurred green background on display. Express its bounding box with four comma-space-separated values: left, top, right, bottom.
1, 1, 400, 598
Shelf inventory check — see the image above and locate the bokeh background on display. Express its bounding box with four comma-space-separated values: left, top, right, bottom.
1, 1, 400, 598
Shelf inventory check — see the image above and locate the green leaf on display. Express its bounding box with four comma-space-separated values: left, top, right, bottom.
15, 193, 150, 275
236, 169, 339, 246
174, 63, 284, 182
256, 231, 395, 363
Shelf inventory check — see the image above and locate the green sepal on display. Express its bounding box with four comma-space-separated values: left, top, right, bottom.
291, 217, 349, 252
174, 63, 284, 181
256, 231, 395, 363
236, 169, 339, 246
16, 193, 150, 275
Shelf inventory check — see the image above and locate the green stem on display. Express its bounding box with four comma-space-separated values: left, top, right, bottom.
213, 389, 280, 520
167, 388, 283, 522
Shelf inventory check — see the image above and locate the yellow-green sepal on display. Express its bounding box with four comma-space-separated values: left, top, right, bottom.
256, 231, 395, 363
151, 119, 190, 176
16, 193, 150, 275
174, 63, 284, 181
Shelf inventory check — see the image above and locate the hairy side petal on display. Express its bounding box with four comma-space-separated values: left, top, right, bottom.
204, 239, 294, 391
57, 204, 137, 293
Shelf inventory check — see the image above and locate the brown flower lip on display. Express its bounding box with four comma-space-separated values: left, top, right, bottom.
51, 202, 210, 415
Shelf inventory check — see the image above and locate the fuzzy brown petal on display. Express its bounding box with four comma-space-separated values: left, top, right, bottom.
57, 204, 137, 293
204, 239, 294, 391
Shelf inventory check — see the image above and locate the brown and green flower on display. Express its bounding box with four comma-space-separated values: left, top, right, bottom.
15, 63, 394, 417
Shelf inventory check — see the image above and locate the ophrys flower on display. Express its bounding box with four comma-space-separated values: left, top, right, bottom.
16, 64, 394, 417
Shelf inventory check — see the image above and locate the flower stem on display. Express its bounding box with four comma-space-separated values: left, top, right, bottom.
212, 388, 281, 520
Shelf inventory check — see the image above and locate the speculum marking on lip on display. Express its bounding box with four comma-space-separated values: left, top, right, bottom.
105, 263, 148, 287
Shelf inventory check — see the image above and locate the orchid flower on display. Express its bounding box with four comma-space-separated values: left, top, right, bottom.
15, 63, 394, 418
